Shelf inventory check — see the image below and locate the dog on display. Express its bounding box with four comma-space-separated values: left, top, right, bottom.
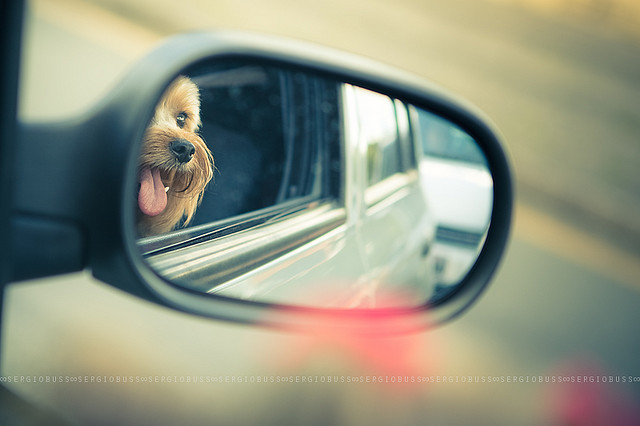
136, 75, 214, 237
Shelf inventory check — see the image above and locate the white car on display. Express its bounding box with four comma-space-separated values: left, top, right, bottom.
413, 108, 494, 291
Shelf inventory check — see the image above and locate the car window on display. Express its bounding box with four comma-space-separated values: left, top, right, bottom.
136, 63, 343, 255
417, 109, 487, 166
395, 100, 417, 171
344, 86, 416, 208
191, 65, 339, 223
351, 87, 403, 187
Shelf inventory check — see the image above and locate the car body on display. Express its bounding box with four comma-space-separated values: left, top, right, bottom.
138, 66, 438, 308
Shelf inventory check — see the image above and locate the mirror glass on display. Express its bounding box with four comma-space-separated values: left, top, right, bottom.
134, 59, 493, 309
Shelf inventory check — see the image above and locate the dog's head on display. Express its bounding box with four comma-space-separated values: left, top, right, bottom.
137, 76, 214, 236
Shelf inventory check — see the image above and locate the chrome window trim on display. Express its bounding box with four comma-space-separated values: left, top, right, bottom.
145, 201, 346, 292
364, 171, 417, 209
137, 197, 320, 256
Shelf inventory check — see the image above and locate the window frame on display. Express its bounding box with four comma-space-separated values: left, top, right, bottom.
354, 93, 418, 209
137, 68, 345, 290
145, 200, 346, 291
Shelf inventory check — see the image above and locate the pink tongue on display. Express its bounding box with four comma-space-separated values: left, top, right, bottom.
138, 167, 167, 216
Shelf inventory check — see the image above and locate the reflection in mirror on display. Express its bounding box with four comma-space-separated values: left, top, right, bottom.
412, 108, 493, 301
134, 59, 492, 309
136, 75, 214, 237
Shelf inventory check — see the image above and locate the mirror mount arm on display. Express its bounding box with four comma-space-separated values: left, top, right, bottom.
9, 121, 93, 281
9, 113, 133, 283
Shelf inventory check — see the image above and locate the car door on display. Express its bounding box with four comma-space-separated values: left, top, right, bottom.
137, 64, 373, 308
343, 85, 436, 307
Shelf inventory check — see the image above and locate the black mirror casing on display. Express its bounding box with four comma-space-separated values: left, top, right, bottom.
1, 0, 25, 289
11, 32, 513, 332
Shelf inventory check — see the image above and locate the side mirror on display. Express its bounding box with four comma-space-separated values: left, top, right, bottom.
12, 32, 512, 332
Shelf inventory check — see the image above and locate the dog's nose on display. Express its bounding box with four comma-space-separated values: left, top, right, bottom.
170, 139, 195, 163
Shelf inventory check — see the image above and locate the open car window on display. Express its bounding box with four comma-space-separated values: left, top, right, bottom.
137, 63, 343, 258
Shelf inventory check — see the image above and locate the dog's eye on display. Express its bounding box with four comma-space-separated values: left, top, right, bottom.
176, 112, 188, 128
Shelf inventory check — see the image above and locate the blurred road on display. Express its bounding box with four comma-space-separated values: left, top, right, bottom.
3, 0, 640, 424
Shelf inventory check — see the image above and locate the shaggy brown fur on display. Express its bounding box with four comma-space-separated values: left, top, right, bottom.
136, 76, 213, 237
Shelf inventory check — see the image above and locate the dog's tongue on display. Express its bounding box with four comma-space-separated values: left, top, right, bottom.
138, 167, 167, 216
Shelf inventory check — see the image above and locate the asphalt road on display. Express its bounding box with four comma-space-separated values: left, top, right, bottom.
3, 1, 639, 424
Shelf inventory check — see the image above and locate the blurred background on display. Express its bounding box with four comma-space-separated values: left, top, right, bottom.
4, 0, 640, 424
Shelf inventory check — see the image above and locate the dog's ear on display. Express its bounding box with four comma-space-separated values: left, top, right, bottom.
193, 138, 214, 187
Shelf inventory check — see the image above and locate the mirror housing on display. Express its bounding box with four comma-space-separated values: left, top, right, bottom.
12, 31, 513, 332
